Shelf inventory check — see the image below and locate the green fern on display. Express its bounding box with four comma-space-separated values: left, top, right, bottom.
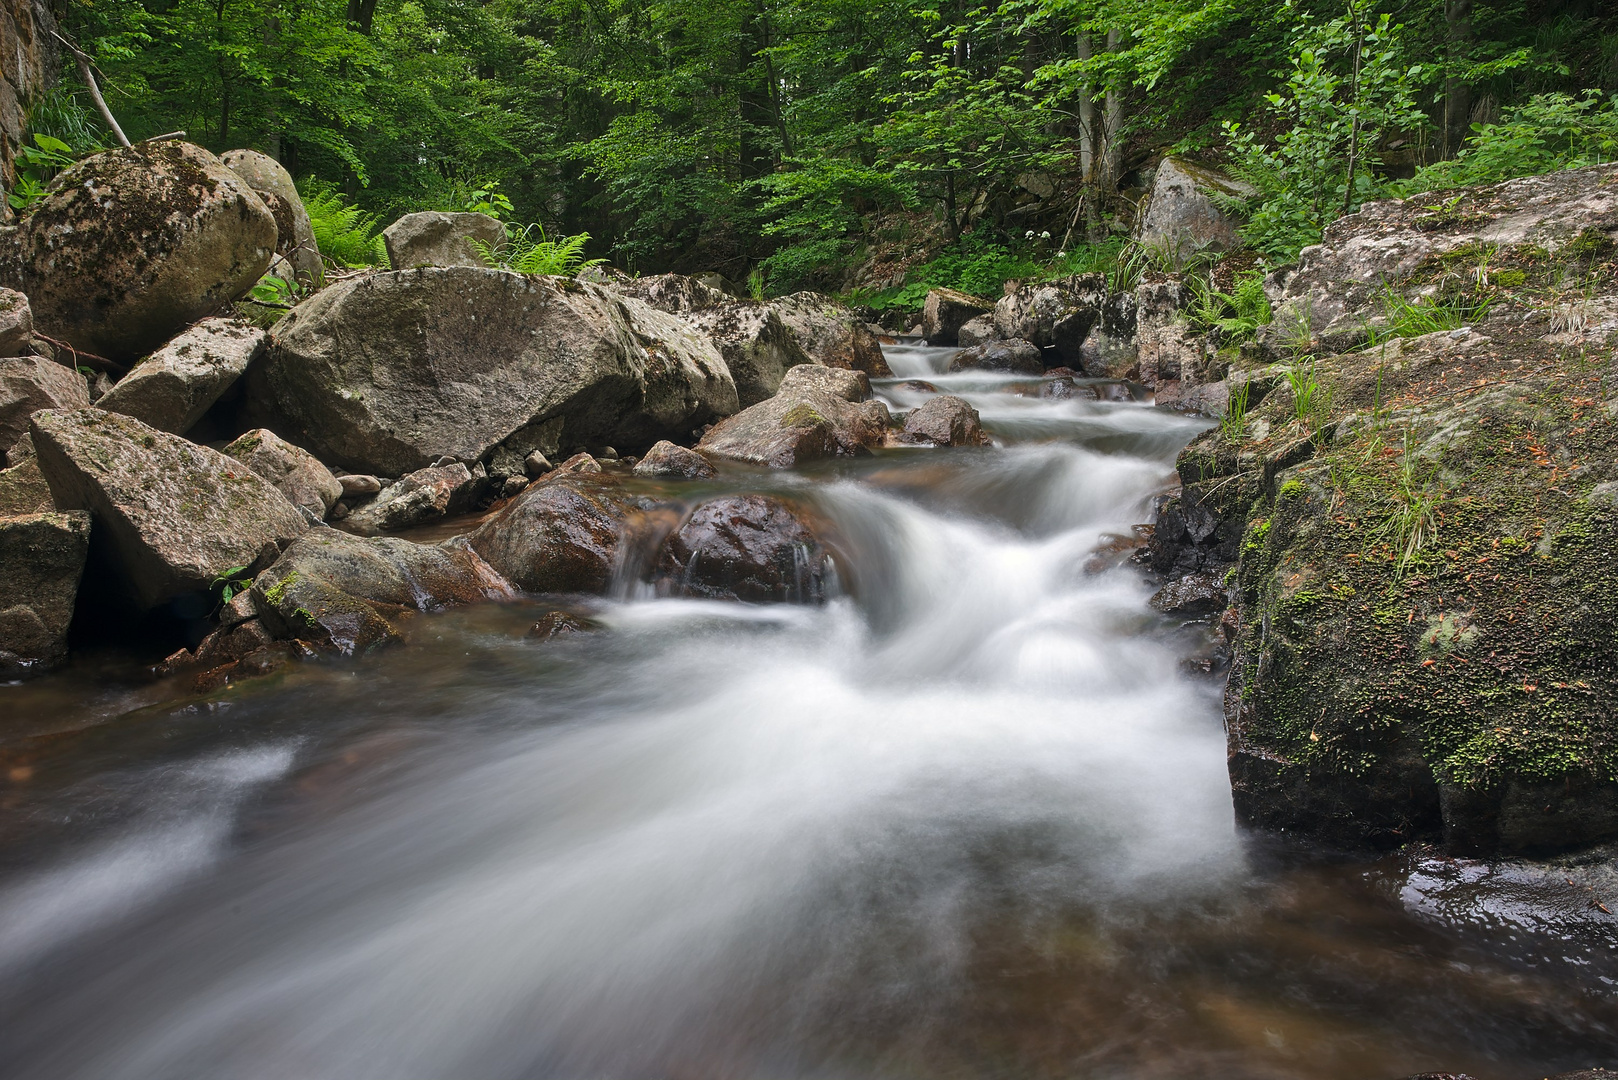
304, 187, 388, 267
474, 223, 602, 276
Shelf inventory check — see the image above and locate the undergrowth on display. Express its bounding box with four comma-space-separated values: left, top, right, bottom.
474, 224, 602, 276
304, 186, 388, 267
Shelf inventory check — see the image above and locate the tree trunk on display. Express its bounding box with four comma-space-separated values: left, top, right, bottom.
1076, 32, 1095, 182
346, 0, 380, 35
1443, 0, 1473, 159
1101, 28, 1124, 193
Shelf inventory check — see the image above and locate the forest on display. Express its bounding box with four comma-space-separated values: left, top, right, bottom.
24, 0, 1618, 306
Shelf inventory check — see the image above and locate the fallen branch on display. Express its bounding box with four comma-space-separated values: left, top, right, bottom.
34, 331, 127, 376
140, 130, 187, 144
50, 31, 130, 148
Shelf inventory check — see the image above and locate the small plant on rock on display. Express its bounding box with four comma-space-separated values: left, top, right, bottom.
475, 223, 603, 276
1220, 381, 1251, 441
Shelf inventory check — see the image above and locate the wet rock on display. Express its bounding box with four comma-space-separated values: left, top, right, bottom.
97, 317, 265, 434
1134, 278, 1200, 387
956, 313, 997, 347
467, 471, 633, 594
224, 428, 343, 518
1077, 289, 1138, 378
0, 287, 33, 356
697, 364, 891, 469
902, 395, 988, 447
0, 354, 90, 458
922, 287, 995, 345
655, 494, 832, 602
381, 211, 505, 270
1135, 157, 1256, 265
252, 529, 513, 654
220, 149, 321, 285
15, 141, 277, 362
29, 408, 308, 609
554, 451, 601, 474
685, 301, 810, 406
523, 451, 553, 478
499, 475, 528, 499
634, 440, 716, 479
767, 292, 892, 377
898, 380, 939, 393
0, 510, 90, 673
1040, 370, 1099, 401
251, 267, 735, 477
342, 463, 477, 536
993, 274, 1108, 366
529, 610, 602, 640
949, 339, 1044, 375
1149, 571, 1226, 616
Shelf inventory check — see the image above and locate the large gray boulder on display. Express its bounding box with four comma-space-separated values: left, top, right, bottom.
768, 291, 892, 377
381, 211, 505, 270
922, 287, 995, 345
697, 364, 890, 469
0, 510, 90, 673
97, 317, 265, 434
223, 427, 343, 518
250, 267, 737, 477
901, 395, 989, 447
29, 408, 308, 609
251, 529, 513, 654
611, 272, 728, 314
15, 141, 278, 362
993, 274, 1108, 367
1136, 157, 1256, 265
686, 301, 814, 407
220, 149, 322, 286
0, 355, 89, 459
0, 455, 55, 515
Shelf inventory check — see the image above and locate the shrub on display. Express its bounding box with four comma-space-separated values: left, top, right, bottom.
304, 186, 388, 267
1394, 91, 1618, 197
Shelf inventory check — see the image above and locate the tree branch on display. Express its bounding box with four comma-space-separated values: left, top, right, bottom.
51, 31, 131, 148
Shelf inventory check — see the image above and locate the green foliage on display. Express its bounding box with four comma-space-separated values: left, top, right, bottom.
7, 134, 76, 214
1219, 0, 1426, 260
1220, 380, 1250, 441
1374, 428, 1443, 575
248, 274, 299, 308
475, 224, 602, 276
856, 238, 1041, 311
210, 565, 253, 605
746, 267, 767, 301
1189, 269, 1273, 343
1286, 359, 1327, 427
1370, 288, 1492, 344
304, 186, 387, 268
1395, 91, 1618, 196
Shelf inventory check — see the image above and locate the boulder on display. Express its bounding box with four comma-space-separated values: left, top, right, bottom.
1134, 278, 1201, 386
1265, 164, 1618, 355
1136, 157, 1256, 265
251, 530, 513, 654
768, 291, 892, 377
224, 428, 343, 518
0, 287, 33, 356
342, 463, 478, 536
1077, 289, 1139, 378
654, 494, 833, 602
220, 149, 321, 285
949, 339, 1044, 375
250, 267, 736, 477
956, 314, 996, 347
381, 211, 505, 270
0, 511, 90, 672
697, 364, 891, 469
466, 470, 636, 594
610, 272, 728, 314
0, 354, 89, 458
901, 395, 989, 447
0, 455, 54, 515
96, 317, 265, 434
15, 141, 278, 362
633, 440, 716, 480
29, 408, 308, 609
993, 274, 1108, 366
922, 287, 995, 345
686, 301, 813, 406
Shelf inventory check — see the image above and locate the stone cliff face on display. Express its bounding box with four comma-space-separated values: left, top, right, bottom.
1153, 163, 1618, 855
0, 0, 57, 218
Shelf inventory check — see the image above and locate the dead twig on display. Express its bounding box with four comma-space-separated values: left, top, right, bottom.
34, 332, 127, 376
50, 31, 130, 148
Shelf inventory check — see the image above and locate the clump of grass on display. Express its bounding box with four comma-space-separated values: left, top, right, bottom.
1370, 287, 1492, 344
1189, 269, 1273, 343
1374, 427, 1443, 575
1220, 380, 1250, 440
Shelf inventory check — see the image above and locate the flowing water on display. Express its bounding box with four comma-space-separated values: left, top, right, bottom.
2, 345, 1616, 1079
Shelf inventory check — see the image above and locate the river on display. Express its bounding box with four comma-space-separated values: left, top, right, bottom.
1, 344, 1614, 1078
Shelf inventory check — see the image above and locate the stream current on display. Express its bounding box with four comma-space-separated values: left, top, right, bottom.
2, 344, 1616, 1078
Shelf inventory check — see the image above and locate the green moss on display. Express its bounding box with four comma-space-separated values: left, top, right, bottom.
779, 404, 829, 429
